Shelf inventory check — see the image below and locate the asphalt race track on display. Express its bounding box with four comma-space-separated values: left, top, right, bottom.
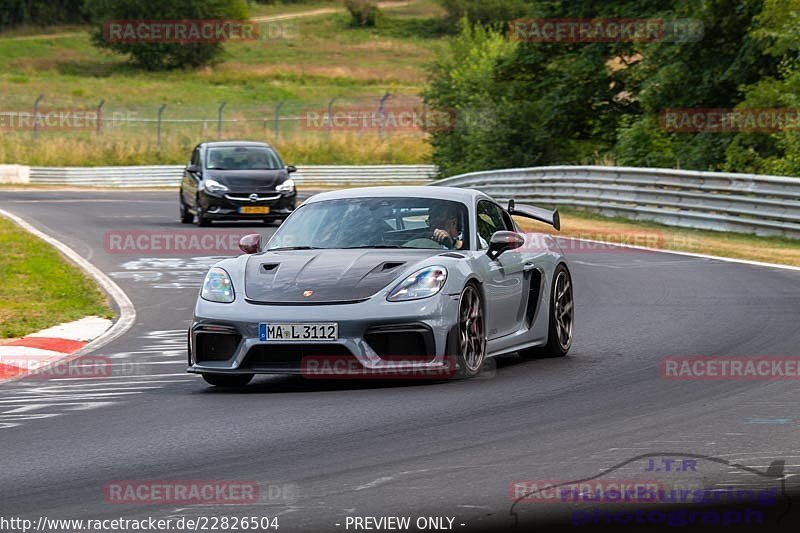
1, 189, 800, 532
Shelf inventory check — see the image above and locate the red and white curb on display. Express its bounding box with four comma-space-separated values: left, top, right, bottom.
0, 316, 113, 381
0, 208, 136, 384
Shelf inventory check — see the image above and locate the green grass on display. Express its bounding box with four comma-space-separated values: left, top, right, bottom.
0, 0, 449, 165
0, 216, 112, 338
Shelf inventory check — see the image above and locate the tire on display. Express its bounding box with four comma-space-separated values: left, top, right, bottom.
202, 373, 253, 387
179, 197, 192, 224
446, 283, 487, 378
521, 263, 573, 358
195, 202, 210, 227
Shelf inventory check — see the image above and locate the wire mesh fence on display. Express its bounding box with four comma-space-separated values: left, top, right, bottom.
0, 93, 439, 147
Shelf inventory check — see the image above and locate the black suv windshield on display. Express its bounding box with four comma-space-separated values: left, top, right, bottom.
206, 146, 283, 170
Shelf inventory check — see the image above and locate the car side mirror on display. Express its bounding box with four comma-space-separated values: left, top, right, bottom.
187, 164, 200, 172
286, 165, 297, 174
487, 231, 524, 260
238, 234, 261, 254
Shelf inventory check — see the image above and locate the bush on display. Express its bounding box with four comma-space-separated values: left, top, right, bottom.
423, 20, 517, 176
83, 0, 249, 70
438, 0, 528, 28
344, 0, 380, 27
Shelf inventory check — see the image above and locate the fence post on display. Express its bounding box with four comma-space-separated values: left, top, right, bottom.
32, 94, 44, 137
376, 92, 390, 139
326, 97, 337, 141
217, 102, 226, 138
274, 101, 285, 142
156, 104, 166, 148
96, 99, 105, 135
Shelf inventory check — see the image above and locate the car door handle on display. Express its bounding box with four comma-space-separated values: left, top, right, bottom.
523, 262, 537, 271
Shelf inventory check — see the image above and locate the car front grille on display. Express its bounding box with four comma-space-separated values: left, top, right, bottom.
241, 343, 357, 371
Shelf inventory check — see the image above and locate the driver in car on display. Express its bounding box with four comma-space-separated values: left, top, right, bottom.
429, 208, 464, 249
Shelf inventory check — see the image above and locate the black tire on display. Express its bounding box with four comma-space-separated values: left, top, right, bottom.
179, 197, 192, 224
202, 373, 253, 387
446, 283, 487, 378
520, 263, 573, 358
195, 202, 210, 227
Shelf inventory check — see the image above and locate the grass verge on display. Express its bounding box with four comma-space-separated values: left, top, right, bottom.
515, 207, 800, 268
0, 215, 112, 338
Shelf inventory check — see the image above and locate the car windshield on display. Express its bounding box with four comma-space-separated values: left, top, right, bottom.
206, 146, 283, 170
267, 197, 470, 250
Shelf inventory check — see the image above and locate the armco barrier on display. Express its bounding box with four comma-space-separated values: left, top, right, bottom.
6, 164, 799, 238
434, 166, 800, 239
23, 165, 439, 187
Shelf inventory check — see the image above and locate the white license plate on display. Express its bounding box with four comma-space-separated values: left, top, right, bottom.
259, 323, 338, 341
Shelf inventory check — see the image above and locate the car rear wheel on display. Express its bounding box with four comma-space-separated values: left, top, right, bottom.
520, 263, 573, 358
202, 373, 253, 387
449, 283, 486, 378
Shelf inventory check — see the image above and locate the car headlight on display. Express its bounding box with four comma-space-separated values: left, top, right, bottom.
276, 178, 295, 193
204, 179, 228, 193
387, 266, 447, 302
201, 267, 235, 303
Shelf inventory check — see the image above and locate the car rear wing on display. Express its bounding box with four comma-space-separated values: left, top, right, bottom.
507, 199, 560, 231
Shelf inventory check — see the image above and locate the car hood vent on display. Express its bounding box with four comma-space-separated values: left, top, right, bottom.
379, 261, 405, 272
244, 249, 440, 304
439, 252, 465, 259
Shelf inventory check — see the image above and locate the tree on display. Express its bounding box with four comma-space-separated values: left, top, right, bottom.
84, 0, 249, 70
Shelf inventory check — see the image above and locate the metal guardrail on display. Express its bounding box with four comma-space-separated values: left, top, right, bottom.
12, 163, 800, 238
25, 165, 439, 187
434, 165, 800, 239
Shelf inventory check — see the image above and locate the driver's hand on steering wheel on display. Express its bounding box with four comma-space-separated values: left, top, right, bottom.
432, 228, 452, 245
432, 229, 462, 249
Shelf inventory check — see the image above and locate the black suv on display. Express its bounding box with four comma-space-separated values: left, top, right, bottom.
179, 141, 297, 226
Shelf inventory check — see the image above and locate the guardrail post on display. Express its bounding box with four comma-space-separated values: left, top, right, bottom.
156, 104, 167, 148
217, 102, 227, 138
32, 94, 44, 137
96, 99, 105, 135
274, 101, 285, 142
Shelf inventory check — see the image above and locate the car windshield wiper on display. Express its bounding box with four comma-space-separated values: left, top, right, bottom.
267, 246, 324, 251
341, 245, 406, 249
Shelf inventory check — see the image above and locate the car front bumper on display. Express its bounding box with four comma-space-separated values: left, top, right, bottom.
187, 292, 461, 377
199, 190, 296, 220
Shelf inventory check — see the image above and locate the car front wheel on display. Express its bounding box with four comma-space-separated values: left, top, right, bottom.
449, 283, 486, 378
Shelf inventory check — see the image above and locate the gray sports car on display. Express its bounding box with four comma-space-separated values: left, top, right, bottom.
187, 186, 574, 386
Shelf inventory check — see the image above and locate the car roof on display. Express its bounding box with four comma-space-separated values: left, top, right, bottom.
304, 186, 491, 205
202, 141, 274, 148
